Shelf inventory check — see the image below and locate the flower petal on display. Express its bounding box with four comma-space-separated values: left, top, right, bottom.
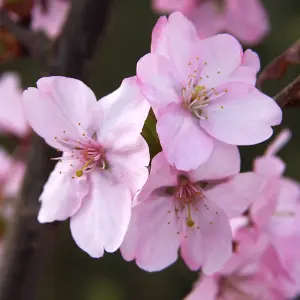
38, 161, 88, 223
227, 49, 260, 85
206, 172, 264, 218
150, 12, 198, 79
23, 77, 98, 148
195, 34, 243, 88
0, 73, 29, 137
225, 0, 270, 45
137, 53, 182, 114
125, 194, 180, 271
106, 135, 150, 197
181, 226, 204, 271
201, 83, 282, 145
96, 77, 150, 144
37, 76, 98, 135
157, 103, 214, 171
135, 152, 178, 204
196, 200, 232, 274
70, 171, 132, 257
188, 140, 240, 182
184, 276, 218, 300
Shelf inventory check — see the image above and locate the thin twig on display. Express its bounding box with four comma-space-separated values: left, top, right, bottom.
274, 75, 300, 108
0, 1, 113, 300
257, 40, 300, 89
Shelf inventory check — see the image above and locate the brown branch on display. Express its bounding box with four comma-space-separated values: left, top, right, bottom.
274, 75, 300, 108
0, 1, 113, 300
0, 10, 50, 61
257, 40, 300, 89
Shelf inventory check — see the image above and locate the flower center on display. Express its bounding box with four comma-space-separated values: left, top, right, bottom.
182, 59, 227, 119
53, 124, 106, 178
174, 175, 205, 228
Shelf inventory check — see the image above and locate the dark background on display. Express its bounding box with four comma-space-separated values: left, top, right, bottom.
1, 0, 300, 299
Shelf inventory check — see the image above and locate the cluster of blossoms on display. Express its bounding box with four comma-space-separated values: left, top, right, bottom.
0, 3, 298, 299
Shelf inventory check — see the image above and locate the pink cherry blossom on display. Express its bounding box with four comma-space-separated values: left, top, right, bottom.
138, 12, 282, 171
121, 141, 264, 274
31, 0, 70, 39
0, 72, 29, 138
23, 76, 150, 257
249, 130, 300, 297
153, 0, 269, 45
185, 228, 288, 300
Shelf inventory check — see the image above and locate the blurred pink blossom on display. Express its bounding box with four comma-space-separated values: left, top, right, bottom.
153, 0, 270, 45
0, 72, 29, 138
121, 141, 264, 274
138, 12, 281, 171
31, 0, 70, 38
250, 129, 300, 297
185, 227, 290, 300
23, 76, 150, 257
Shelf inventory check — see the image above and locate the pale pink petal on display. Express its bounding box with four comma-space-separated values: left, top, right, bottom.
196, 200, 232, 274
105, 135, 150, 197
137, 53, 182, 114
151, 16, 168, 54
149, 12, 198, 79
0, 73, 29, 137
206, 172, 264, 218
195, 34, 243, 88
185, 1, 223, 39
157, 103, 213, 171
254, 156, 285, 177
96, 77, 150, 145
251, 177, 281, 227
38, 162, 88, 223
70, 171, 132, 257
181, 226, 204, 271
161, 12, 198, 78
265, 129, 291, 157
152, 0, 195, 13
227, 49, 260, 85
31, 0, 70, 38
37, 77, 98, 135
23, 77, 97, 149
184, 276, 218, 300
120, 211, 139, 261
128, 195, 180, 271
201, 83, 282, 145
225, 0, 270, 45
270, 178, 300, 238
135, 152, 178, 204
188, 140, 240, 182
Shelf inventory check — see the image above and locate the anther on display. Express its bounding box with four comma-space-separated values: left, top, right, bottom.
76, 170, 83, 177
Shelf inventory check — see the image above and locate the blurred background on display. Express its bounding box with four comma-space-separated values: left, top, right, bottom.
0, 0, 300, 299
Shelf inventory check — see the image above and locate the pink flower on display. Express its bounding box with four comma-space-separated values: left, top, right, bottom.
249, 130, 300, 297
138, 12, 282, 171
31, 0, 70, 39
23, 76, 150, 257
0, 72, 29, 138
121, 141, 264, 274
153, 0, 269, 45
185, 228, 287, 300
